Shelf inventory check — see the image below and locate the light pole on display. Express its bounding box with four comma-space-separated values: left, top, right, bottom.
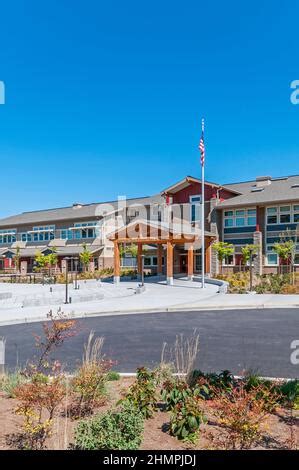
64, 257, 70, 304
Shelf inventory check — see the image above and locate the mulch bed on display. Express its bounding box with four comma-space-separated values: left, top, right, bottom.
0, 378, 298, 450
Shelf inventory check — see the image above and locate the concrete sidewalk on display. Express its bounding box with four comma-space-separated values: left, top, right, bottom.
0, 278, 298, 326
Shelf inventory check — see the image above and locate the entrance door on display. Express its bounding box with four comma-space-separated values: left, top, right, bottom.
180, 255, 188, 273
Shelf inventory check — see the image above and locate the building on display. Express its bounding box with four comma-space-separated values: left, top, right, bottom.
0, 174, 299, 278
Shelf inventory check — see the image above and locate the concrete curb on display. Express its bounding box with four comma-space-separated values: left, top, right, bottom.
0, 302, 298, 326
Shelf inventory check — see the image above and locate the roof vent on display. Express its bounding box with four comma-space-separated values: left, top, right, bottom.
73, 202, 83, 209
251, 186, 265, 192
255, 176, 272, 187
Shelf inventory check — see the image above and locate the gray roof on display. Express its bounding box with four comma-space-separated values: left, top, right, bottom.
0, 194, 163, 228
220, 175, 299, 208
0, 245, 103, 257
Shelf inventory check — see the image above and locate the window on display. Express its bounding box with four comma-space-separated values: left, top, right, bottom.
190, 196, 201, 222
267, 253, 278, 265
223, 208, 256, 227
293, 205, 299, 223
72, 222, 96, 239
294, 254, 299, 265
225, 218, 234, 227
267, 206, 294, 225
223, 254, 234, 266
248, 217, 256, 226
267, 215, 277, 224
143, 256, 161, 267
236, 217, 245, 226
280, 214, 291, 223
144, 257, 151, 266
0, 229, 16, 244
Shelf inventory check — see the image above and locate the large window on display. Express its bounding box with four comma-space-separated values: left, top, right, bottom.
224, 208, 256, 228
0, 229, 16, 244
31, 225, 55, 242
190, 195, 201, 222
266, 205, 299, 225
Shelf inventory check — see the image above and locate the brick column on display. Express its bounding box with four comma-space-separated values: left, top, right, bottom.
20, 260, 27, 275
253, 231, 263, 275
89, 260, 95, 273
61, 258, 67, 274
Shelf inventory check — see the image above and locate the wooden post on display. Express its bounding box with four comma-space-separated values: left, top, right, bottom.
206, 240, 211, 275
166, 241, 174, 285
157, 244, 163, 276
137, 243, 143, 281
187, 245, 194, 280
114, 241, 120, 284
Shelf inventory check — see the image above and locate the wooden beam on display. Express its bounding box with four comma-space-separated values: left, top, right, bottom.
187, 245, 194, 279
114, 241, 120, 283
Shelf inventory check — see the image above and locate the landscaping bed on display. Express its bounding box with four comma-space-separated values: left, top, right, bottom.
0, 374, 298, 450
0, 312, 297, 451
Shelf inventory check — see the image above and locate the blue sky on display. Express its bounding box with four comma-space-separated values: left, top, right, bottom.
0, 0, 299, 217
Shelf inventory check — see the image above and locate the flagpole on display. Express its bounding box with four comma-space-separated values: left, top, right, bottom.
201, 118, 205, 288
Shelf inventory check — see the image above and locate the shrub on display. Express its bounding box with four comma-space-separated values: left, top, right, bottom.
106, 371, 120, 381
121, 367, 157, 418
0, 371, 27, 398
14, 372, 66, 449
120, 269, 137, 278
255, 274, 292, 294
74, 402, 144, 450
190, 369, 235, 398
215, 272, 249, 293
71, 360, 112, 418
161, 379, 201, 411
278, 380, 299, 409
209, 384, 270, 449
170, 395, 207, 443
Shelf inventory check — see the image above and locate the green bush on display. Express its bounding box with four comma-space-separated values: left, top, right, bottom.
121, 367, 157, 418
170, 395, 206, 443
0, 371, 27, 398
278, 380, 299, 409
106, 371, 120, 381
190, 369, 234, 398
256, 274, 292, 294
74, 402, 144, 450
161, 379, 202, 411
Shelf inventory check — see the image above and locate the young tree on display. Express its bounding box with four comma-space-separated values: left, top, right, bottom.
34, 251, 47, 271
46, 248, 58, 276
241, 244, 259, 291
212, 242, 234, 274
273, 240, 295, 274
80, 243, 93, 272
14, 245, 21, 274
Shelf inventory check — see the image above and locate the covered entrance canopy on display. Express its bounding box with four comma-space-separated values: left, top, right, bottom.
108, 219, 215, 285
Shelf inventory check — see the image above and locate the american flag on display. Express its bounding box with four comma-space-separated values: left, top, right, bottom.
199, 131, 205, 167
